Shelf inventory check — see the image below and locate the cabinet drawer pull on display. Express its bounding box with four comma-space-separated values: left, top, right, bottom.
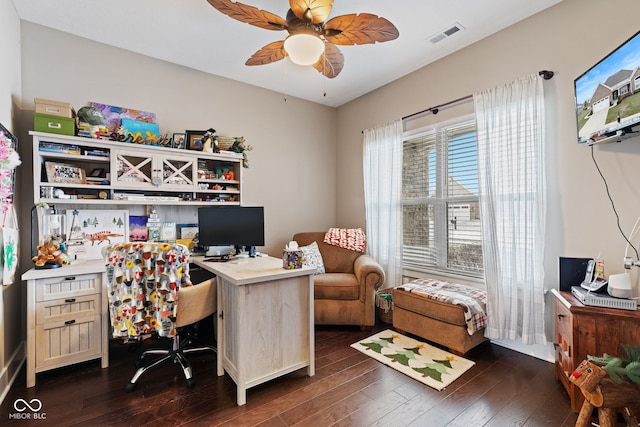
65, 298, 76, 303
557, 314, 565, 320
64, 276, 76, 281
64, 320, 76, 325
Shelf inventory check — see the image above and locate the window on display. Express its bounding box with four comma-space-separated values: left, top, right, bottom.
402, 117, 483, 277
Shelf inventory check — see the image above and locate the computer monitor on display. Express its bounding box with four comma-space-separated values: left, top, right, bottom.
197, 206, 264, 256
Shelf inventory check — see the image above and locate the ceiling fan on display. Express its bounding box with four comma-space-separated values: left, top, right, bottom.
206, 0, 399, 78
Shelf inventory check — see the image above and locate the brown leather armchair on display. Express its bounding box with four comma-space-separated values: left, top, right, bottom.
293, 232, 385, 329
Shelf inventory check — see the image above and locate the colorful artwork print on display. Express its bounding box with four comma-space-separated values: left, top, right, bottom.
90, 102, 156, 134
66, 209, 129, 259
0, 123, 19, 206
129, 216, 148, 242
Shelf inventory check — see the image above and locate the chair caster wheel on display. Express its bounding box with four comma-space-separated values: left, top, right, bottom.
125, 382, 137, 392
186, 378, 196, 388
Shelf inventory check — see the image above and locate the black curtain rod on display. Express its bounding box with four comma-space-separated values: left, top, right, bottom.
401, 69, 554, 121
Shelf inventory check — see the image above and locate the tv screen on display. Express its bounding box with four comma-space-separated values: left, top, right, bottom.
575, 30, 640, 144
197, 206, 265, 249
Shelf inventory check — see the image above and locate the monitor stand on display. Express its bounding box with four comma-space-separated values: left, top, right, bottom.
204, 247, 233, 262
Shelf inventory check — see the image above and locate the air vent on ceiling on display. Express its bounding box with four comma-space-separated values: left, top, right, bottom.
429, 22, 465, 44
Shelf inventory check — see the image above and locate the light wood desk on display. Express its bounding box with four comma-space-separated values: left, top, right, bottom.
192, 255, 315, 405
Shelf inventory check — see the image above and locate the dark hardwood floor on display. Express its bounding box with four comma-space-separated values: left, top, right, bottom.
1, 322, 585, 426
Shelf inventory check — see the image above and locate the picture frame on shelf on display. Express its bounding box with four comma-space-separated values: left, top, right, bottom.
172, 133, 186, 149
129, 215, 148, 242
160, 222, 177, 242
186, 130, 206, 151
89, 168, 105, 178
177, 223, 198, 239
45, 161, 86, 184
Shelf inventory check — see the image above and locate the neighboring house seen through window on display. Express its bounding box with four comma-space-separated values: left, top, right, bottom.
402, 116, 483, 278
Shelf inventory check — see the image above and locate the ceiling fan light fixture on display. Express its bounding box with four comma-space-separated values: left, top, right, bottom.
284, 33, 325, 66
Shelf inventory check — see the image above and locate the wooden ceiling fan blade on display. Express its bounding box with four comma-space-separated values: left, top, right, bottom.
245, 40, 287, 66
289, 0, 333, 24
324, 13, 399, 45
313, 43, 343, 79
208, 0, 287, 31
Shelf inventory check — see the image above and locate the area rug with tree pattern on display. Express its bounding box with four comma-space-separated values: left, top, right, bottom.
351, 329, 475, 391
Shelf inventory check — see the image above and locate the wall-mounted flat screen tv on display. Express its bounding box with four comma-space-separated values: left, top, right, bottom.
575, 30, 640, 144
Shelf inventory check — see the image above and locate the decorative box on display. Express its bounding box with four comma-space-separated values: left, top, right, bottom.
34, 98, 76, 119
282, 249, 303, 269
34, 113, 76, 136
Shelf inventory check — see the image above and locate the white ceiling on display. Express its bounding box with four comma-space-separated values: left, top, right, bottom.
12, 0, 563, 107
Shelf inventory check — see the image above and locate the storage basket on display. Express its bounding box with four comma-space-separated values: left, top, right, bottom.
375, 290, 393, 324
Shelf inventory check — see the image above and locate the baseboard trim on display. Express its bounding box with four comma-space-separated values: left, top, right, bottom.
490, 338, 555, 363
0, 340, 25, 407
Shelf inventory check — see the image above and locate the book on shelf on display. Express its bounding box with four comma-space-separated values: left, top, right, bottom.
113, 193, 180, 202
39, 141, 81, 155
84, 149, 109, 157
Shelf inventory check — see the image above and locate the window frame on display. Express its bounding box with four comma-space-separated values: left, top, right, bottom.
401, 114, 483, 280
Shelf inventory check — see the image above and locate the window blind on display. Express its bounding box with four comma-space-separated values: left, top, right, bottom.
402, 118, 483, 277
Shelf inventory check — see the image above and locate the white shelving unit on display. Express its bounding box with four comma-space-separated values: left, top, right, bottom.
31, 131, 243, 206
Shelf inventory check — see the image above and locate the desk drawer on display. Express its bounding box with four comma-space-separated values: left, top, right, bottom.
554, 298, 574, 380
36, 294, 100, 325
35, 314, 102, 371
35, 273, 101, 302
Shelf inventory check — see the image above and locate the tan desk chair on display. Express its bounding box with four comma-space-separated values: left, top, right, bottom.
104, 242, 217, 392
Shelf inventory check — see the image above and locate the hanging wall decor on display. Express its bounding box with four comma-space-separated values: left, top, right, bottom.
0, 123, 21, 286
0, 123, 19, 206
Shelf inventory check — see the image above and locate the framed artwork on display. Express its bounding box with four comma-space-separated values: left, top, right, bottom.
160, 222, 177, 242
186, 130, 206, 151
90, 102, 156, 134
177, 223, 198, 239
129, 215, 148, 241
89, 168, 105, 178
172, 133, 186, 149
66, 209, 129, 259
45, 161, 86, 184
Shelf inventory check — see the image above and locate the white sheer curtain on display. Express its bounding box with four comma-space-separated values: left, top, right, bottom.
474, 73, 547, 345
363, 119, 403, 288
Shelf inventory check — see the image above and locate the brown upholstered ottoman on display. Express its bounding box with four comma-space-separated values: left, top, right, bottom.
392, 280, 488, 356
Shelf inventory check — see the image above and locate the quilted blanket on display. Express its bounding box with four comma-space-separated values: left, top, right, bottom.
396, 278, 487, 335
105, 242, 192, 340
323, 228, 366, 252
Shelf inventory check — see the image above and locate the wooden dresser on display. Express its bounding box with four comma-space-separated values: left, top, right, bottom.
551, 289, 640, 412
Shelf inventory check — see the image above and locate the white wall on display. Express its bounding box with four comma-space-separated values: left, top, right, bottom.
336, 0, 640, 358
0, 0, 24, 405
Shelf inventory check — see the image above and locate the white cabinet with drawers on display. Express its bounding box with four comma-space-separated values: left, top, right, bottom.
22, 260, 108, 387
